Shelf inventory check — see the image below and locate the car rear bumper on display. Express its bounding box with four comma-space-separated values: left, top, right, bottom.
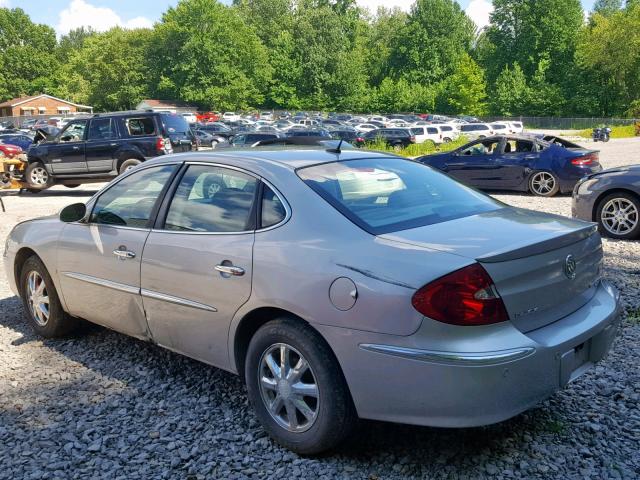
316, 279, 620, 427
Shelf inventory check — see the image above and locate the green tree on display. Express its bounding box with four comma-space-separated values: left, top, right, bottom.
593, 0, 623, 16
150, 0, 272, 110
57, 28, 152, 111
491, 62, 529, 115
0, 7, 59, 100
438, 53, 488, 115
389, 0, 475, 85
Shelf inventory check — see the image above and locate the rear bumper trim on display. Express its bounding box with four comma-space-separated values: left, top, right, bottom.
359, 344, 536, 366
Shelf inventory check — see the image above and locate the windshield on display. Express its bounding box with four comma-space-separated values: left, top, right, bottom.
160, 113, 191, 134
298, 157, 502, 234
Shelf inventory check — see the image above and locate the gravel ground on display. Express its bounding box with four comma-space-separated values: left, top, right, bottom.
1, 139, 639, 479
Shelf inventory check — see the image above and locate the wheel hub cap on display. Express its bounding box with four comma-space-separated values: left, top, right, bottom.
258, 343, 319, 433
602, 198, 638, 235
26, 271, 49, 326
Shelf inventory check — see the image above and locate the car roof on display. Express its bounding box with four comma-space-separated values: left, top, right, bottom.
145, 148, 397, 170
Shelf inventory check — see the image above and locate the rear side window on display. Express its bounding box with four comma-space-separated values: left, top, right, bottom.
91, 165, 176, 228
126, 117, 156, 136
261, 185, 286, 228
298, 158, 501, 235
164, 165, 257, 233
88, 118, 117, 140
427, 127, 438, 134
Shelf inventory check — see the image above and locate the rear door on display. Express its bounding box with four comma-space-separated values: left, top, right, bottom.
141, 164, 258, 367
48, 120, 88, 174
85, 118, 120, 172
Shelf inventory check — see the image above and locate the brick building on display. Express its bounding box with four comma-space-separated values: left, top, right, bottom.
0, 94, 93, 118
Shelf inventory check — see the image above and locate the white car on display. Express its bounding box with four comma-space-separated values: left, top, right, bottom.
490, 122, 511, 136
368, 115, 389, 125
410, 126, 442, 144
181, 112, 198, 124
459, 123, 494, 139
260, 112, 274, 121
509, 121, 524, 134
236, 118, 256, 126
387, 119, 409, 127
437, 124, 460, 142
354, 123, 378, 133
222, 112, 240, 122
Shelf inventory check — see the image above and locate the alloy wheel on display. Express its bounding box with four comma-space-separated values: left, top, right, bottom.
29, 167, 49, 185
258, 343, 320, 433
601, 198, 639, 236
531, 172, 556, 195
26, 271, 49, 326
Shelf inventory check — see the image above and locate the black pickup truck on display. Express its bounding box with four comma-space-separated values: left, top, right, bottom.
25, 110, 195, 191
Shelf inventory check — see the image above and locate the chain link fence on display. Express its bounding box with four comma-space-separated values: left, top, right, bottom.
482, 116, 638, 130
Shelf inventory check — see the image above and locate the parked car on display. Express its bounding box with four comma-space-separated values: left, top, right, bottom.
363, 128, 416, 150
260, 112, 274, 121
509, 121, 524, 134
222, 112, 240, 122
353, 123, 378, 133
0, 133, 34, 151
25, 111, 195, 191
19, 119, 37, 130
328, 128, 365, 147
194, 129, 226, 148
572, 165, 640, 240
437, 124, 460, 142
417, 135, 601, 196
196, 112, 221, 123
198, 122, 233, 139
410, 126, 442, 144
0, 143, 23, 158
181, 112, 198, 124
5, 149, 620, 455
286, 129, 331, 138
229, 132, 281, 146
490, 122, 512, 135
459, 123, 494, 139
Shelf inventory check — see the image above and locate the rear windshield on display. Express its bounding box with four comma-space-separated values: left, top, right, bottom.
160, 113, 191, 134
298, 158, 502, 235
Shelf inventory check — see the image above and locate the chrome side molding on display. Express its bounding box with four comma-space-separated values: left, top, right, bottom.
141, 289, 218, 312
62, 272, 139, 295
359, 344, 536, 366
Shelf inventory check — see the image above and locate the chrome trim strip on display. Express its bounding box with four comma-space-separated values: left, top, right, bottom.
141, 288, 218, 312
62, 272, 140, 295
359, 344, 536, 366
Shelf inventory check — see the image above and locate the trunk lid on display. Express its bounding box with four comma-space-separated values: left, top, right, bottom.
380, 207, 603, 332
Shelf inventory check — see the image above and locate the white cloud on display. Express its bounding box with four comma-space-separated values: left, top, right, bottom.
56, 0, 153, 35
465, 0, 493, 31
356, 0, 412, 13
0, 0, 10, 7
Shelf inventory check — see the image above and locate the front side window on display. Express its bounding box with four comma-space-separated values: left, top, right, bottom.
460, 139, 501, 156
298, 158, 501, 235
91, 165, 176, 227
126, 117, 156, 136
164, 165, 257, 233
60, 121, 88, 143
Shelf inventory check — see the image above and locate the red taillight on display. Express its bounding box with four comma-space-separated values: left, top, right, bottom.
571, 154, 597, 166
411, 263, 509, 326
356, 137, 364, 143
156, 136, 164, 153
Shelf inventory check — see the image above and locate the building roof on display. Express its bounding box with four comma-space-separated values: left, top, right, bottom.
137, 99, 198, 109
0, 94, 92, 109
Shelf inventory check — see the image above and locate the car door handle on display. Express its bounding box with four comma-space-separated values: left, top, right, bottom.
110, 143, 118, 147
72, 146, 80, 150
214, 265, 245, 276
113, 249, 136, 259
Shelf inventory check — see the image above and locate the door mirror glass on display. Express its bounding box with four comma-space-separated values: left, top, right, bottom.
60, 203, 86, 223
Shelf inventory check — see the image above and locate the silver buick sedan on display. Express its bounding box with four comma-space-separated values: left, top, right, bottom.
4, 149, 621, 454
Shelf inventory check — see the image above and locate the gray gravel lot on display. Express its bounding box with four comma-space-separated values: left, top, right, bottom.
1, 139, 639, 479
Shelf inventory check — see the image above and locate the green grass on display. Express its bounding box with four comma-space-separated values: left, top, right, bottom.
626, 308, 640, 325
573, 125, 637, 139
362, 136, 468, 158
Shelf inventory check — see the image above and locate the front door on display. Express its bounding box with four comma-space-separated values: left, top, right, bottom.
444, 138, 501, 188
48, 120, 89, 174
56, 164, 178, 338
141, 164, 257, 368
85, 118, 120, 172
493, 138, 537, 188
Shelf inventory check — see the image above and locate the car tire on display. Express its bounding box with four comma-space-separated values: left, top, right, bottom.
529, 171, 560, 197
20, 256, 80, 338
25, 162, 53, 190
119, 159, 141, 175
65, 184, 81, 189
245, 318, 356, 455
596, 192, 640, 240
392, 143, 403, 152
443, 137, 452, 143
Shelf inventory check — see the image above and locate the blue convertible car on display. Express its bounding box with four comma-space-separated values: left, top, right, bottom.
417, 135, 602, 196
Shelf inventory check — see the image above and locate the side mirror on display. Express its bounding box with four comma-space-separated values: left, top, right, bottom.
60, 203, 86, 223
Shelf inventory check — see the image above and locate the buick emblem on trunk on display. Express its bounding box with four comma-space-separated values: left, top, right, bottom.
564, 254, 577, 280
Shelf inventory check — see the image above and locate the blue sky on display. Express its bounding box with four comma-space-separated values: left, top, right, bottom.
2, 0, 597, 35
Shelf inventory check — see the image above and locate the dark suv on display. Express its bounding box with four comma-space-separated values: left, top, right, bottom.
25, 110, 195, 191
363, 128, 416, 150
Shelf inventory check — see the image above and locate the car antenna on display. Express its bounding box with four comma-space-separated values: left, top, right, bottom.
326, 138, 343, 154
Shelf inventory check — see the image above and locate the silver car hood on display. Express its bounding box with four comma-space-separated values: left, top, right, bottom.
379, 207, 596, 262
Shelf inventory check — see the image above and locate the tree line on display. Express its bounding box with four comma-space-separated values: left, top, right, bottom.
0, 0, 639, 117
